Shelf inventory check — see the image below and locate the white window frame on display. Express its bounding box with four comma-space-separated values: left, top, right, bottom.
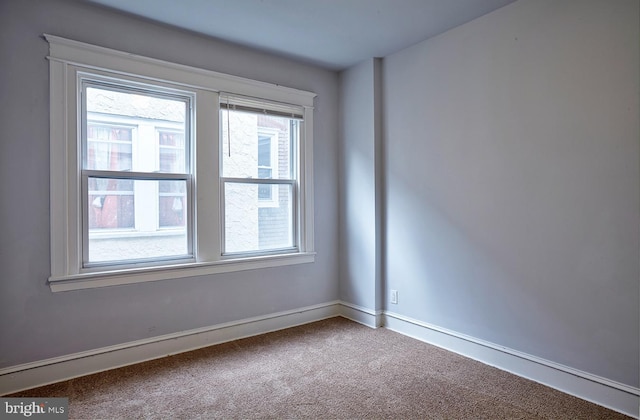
220, 122, 296, 255
47, 34, 315, 292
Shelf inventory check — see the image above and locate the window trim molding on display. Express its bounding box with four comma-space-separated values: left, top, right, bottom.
80, 78, 195, 266
48, 252, 316, 292
47, 34, 316, 291
45, 35, 315, 107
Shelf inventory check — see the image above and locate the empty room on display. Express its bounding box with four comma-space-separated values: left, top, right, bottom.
0, 0, 638, 418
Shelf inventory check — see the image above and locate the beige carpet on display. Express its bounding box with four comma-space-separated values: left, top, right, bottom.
10, 317, 631, 419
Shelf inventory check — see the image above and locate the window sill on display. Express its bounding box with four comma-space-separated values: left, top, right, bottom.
48, 252, 316, 292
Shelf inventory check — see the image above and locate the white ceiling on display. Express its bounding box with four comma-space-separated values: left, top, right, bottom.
87, 0, 517, 70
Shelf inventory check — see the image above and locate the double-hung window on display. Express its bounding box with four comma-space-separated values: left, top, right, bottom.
220, 95, 302, 254
82, 80, 192, 265
47, 35, 315, 291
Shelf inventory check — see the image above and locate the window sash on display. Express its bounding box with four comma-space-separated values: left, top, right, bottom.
81, 171, 194, 267
219, 107, 299, 256
220, 177, 294, 185
220, 179, 298, 256
80, 77, 193, 269
83, 170, 190, 181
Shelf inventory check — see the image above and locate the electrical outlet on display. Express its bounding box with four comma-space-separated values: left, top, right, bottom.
390, 289, 398, 304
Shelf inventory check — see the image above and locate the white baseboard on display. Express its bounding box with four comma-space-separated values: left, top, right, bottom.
383, 311, 640, 419
3, 302, 637, 418
0, 301, 341, 396
338, 301, 382, 328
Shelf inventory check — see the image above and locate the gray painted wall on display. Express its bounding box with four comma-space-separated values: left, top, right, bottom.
0, 0, 339, 368
338, 58, 385, 314
1, 0, 637, 394
338, 59, 377, 311
382, 0, 639, 386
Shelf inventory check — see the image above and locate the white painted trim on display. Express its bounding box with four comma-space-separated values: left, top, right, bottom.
300, 107, 315, 253
0, 302, 341, 396
46, 35, 316, 291
338, 301, 382, 328
3, 303, 635, 418
49, 252, 316, 292
383, 311, 640, 418
44, 35, 316, 107
49, 58, 69, 278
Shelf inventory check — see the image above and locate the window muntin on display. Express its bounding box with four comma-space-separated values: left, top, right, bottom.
82, 81, 192, 266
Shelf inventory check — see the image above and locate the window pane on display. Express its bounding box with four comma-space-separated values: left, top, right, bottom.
159, 180, 186, 228
257, 168, 272, 200
87, 125, 133, 171
221, 110, 293, 179
159, 131, 186, 173
88, 177, 188, 263
88, 178, 134, 229
258, 184, 293, 250
224, 182, 293, 253
85, 86, 188, 174
258, 135, 271, 167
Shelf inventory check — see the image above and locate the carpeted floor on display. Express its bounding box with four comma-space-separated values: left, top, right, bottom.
10, 317, 631, 419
